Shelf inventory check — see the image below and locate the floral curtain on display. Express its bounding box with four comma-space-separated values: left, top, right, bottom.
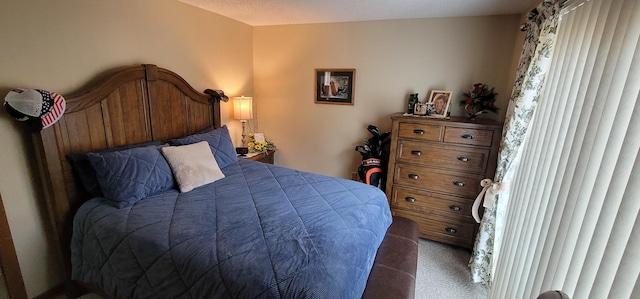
468, 0, 561, 285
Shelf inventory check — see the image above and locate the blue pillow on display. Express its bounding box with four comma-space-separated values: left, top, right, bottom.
169, 125, 238, 168
87, 145, 175, 208
67, 141, 164, 196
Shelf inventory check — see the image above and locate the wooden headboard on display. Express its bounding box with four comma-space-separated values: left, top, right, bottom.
32, 64, 225, 290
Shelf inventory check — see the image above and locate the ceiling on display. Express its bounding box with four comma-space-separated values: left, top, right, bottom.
179, 0, 539, 26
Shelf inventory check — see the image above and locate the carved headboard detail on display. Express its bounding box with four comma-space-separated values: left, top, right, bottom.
32, 64, 224, 286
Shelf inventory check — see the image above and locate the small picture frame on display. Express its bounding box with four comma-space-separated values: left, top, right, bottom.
427, 90, 452, 118
315, 69, 355, 105
414, 103, 428, 115
253, 133, 266, 143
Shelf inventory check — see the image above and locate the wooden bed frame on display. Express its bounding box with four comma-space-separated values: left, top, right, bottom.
32, 64, 418, 298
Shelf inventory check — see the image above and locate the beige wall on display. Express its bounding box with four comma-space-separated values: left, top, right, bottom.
0, 0, 253, 296
253, 16, 521, 178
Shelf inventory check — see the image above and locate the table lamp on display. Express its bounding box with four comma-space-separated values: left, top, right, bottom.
233, 96, 253, 145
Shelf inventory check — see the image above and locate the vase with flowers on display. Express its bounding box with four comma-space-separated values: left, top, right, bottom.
245, 133, 277, 153
460, 83, 498, 119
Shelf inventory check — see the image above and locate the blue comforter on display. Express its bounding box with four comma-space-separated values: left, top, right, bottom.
72, 159, 392, 299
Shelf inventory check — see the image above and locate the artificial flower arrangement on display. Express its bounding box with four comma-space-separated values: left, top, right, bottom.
245, 133, 277, 153
460, 83, 499, 118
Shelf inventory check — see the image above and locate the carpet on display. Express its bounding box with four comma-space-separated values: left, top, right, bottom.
415, 238, 488, 299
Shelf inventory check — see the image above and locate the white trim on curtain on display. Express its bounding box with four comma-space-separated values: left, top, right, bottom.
489, 0, 640, 298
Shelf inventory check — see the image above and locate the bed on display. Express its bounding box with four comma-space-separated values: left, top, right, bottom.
32, 64, 418, 298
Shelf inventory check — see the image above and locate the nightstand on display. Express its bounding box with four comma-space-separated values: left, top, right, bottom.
242, 150, 275, 164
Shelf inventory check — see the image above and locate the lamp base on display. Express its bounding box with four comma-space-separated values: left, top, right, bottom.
240, 120, 247, 145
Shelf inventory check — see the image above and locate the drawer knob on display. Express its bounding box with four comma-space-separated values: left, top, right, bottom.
461, 134, 474, 139
449, 205, 461, 211
411, 150, 422, 156
405, 197, 416, 203
453, 181, 466, 187
457, 156, 470, 162
445, 227, 458, 234
408, 174, 420, 180
413, 129, 425, 135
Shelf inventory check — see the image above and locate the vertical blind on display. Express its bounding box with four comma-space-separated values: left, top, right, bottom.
489, 0, 639, 298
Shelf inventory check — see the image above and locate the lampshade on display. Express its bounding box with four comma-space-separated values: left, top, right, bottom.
233, 96, 253, 120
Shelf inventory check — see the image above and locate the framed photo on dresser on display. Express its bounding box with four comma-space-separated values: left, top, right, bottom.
427, 90, 452, 118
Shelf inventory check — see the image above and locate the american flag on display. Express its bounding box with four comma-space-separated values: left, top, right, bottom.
41, 92, 65, 129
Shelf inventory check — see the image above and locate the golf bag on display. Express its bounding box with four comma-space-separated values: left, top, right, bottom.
355, 125, 391, 190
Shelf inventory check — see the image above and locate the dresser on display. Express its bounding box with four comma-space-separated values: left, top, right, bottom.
385, 113, 502, 249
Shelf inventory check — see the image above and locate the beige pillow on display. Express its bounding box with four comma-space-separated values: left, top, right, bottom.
161, 141, 225, 192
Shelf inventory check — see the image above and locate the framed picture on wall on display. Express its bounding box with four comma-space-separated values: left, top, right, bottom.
427, 90, 452, 118
315, 69, 356, 105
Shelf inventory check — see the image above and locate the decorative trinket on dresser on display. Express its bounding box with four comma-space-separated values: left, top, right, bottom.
460, 83, 499, 120
407, 93, 419, 114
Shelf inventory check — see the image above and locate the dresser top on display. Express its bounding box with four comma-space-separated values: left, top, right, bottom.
390, 112, 503, 129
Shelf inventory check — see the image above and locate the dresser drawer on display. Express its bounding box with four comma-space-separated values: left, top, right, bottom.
398, 122, 442, 142
444, 127, 494, 147
393, 164, 483, 198
392, 209, 476, 248
390, 186, 475, 221
396, 140, 490, 173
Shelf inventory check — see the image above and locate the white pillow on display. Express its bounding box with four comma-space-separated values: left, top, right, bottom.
161, 141, 225, 192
